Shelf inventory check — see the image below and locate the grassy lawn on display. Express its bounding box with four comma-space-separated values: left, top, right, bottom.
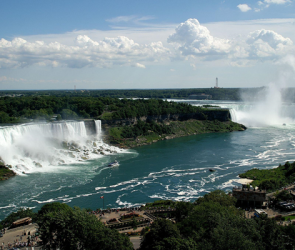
283, 215, 295, 221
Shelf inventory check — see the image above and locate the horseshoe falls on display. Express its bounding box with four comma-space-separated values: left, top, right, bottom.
1, 100, 295, 221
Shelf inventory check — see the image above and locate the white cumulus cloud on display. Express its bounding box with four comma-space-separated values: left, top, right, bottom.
134, 63, 146, 68
246, 29, 293, 59
0, 35, 170, 69
167, 18, 294, 65
167, 19, 231, 58
237, 4, 252, 12
264, 0, 291, 4
256, 0, 291, 11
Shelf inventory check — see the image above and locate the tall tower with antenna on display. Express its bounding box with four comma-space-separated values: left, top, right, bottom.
214, 78, 219, 88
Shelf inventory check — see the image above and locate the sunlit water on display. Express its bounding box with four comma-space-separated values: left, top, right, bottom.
1, 100, 295, 220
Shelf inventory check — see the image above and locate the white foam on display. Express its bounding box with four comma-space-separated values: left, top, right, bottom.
33, 198, 56, 204
0, 120, 129, 175
95, 187, 107, 191
0, 204, 17, 210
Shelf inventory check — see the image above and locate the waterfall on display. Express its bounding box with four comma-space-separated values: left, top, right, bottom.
0, 120, 122, 175
220, 102, 295, 127
0, 121, 88, 148
94, 120, 101, 135
229, 109, 237, 123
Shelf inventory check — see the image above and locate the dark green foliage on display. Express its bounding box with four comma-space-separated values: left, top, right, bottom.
0, 111, 19, 123
0, 161, 16, 181
276, 190, 293, 201
0, 88, 241, 100
0, 208, 36, 229
253, 216, 285, 250
141, 189, 295, 250
175, 201, 194, 222
0, 95, 212, 123
121, 120, 172, 139
37, 202, 73, 216
140, 219, 196, 250
239, 161, 295, 191
143, 200, 177, 210
195, 189, 237, 207
37, 202, 133, 250
61, 109, 78, 119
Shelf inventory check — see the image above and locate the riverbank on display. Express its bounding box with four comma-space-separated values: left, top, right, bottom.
0, 160, 16, 181
238, 161, 295, 192
104, 119, 246, 148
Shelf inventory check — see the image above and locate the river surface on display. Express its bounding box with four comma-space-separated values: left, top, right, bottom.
1, 100, 295, 220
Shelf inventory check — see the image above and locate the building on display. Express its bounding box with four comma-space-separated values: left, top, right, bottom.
232, 185, 267, 208
214, 77, 220, 88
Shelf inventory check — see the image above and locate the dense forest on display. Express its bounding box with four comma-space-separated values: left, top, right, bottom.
1, 87, 294, 123
1, 190, 295, 250
0, 96, 207, 123
1, 87, 295, 101
0, 88, 242, 100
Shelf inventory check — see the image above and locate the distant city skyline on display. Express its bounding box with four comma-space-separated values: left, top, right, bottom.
0, 0, 295, 90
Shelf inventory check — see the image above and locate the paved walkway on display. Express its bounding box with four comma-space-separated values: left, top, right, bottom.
0, 223, 40, 249
130, 236, 141, 250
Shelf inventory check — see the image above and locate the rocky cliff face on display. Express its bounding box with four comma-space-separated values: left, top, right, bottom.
100, 109, 231, 126
0, 158, 16, 181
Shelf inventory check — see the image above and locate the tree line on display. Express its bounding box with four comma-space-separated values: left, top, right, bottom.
0, 96, 205, 123
0, 88, 242, 100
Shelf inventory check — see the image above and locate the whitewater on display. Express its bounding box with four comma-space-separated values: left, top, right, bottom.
1, 96, 295, 220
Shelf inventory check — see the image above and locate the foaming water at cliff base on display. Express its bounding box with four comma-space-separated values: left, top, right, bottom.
0, 120, 126, 175
229, 84, 295, 127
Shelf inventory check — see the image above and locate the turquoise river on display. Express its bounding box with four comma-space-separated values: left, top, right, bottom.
1, 99, 295, 220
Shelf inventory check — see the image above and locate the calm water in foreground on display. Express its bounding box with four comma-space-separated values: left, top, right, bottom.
1, 100, 295, 220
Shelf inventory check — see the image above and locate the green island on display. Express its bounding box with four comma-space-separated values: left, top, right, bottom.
107, 119, 245, 148
239, 161, 295, 192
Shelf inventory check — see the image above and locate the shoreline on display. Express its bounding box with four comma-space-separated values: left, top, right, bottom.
1, 119, 247, 181
105, 120, 247, 149
232, 178, 254, 185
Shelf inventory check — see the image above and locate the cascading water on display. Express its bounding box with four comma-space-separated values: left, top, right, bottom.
0, 120, 124, 175
94, 120, 101, 137
219, 85, 295, 127
229, 109, 238, 123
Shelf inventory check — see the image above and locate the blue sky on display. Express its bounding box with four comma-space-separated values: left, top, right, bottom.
0, 0, 295, 90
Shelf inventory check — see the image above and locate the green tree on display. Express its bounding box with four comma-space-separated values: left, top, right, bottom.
0, 111, 11, 123
0, 208, 36, 229
276, 190, 293, 201
61, 109, 78, 120
140, 219, 196, 250
195, 190, 237, 207
175, 201, 193, 222
37, 203, 133, 250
